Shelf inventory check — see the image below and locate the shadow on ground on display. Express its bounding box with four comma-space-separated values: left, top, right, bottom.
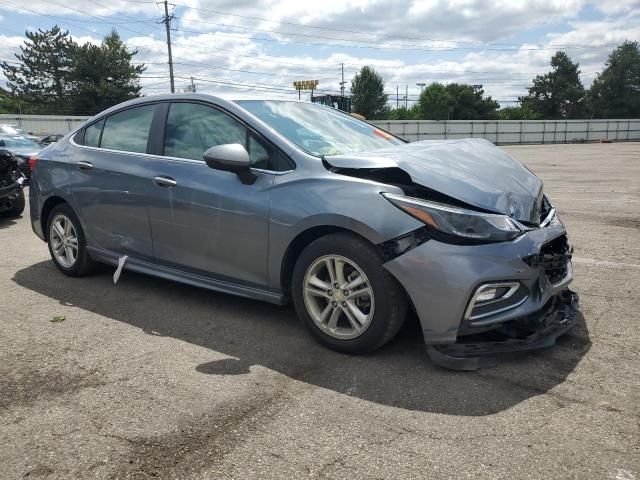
0, 216, 19, 229
13, 261, 591, 415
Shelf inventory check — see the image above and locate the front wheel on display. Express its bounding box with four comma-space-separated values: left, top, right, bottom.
292, 233, 407, 354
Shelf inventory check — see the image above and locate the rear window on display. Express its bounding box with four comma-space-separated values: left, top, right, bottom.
100, 105, 155, 153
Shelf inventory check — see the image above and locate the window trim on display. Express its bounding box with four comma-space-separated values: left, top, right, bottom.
69, 99, 296, 173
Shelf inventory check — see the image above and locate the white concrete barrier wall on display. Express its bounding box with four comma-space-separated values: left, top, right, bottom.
372, 119, 640, 144
1, 114, 639, 144
0, 114, 91, 136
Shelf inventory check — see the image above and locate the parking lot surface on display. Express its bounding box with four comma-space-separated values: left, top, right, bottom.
1, 142, 639, 479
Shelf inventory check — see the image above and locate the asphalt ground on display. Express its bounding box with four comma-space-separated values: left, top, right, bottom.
1, 142, 639, 479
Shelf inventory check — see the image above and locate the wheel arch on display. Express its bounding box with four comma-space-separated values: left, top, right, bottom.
40, 196, 69, 241
280, 225, 372, 300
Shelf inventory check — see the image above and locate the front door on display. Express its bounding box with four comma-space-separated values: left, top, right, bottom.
147, 101, 275, 288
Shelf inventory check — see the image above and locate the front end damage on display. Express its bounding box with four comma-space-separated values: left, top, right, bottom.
382, 222, 578, 370
324, 138, 580, 370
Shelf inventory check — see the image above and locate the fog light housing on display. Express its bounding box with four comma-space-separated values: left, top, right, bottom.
464, 281, 523, 320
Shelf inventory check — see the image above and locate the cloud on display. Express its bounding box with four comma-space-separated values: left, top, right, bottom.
0, 1, 637, 105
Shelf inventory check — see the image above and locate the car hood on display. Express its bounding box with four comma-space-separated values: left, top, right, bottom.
325, 138, 544, 224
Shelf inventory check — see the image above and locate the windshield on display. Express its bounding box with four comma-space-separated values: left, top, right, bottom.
236, 100, 404, 156
0, 136, 40, 148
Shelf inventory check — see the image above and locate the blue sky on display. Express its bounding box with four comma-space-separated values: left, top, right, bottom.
0, 0, 638, 106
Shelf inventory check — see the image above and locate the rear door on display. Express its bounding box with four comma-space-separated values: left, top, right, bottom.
146, 101, 276, 287
69, 104, 157, 261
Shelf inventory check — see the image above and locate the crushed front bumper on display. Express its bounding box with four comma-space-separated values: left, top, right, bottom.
426, 289, 579, 370
383, 220, 579, 369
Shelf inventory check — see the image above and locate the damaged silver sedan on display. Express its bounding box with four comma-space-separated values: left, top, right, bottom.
29, 95, 578, 369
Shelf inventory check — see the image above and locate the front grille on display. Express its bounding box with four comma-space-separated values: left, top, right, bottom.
523, 234, 572, 285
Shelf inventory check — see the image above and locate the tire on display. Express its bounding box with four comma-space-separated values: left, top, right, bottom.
3, 190, 25, 217
46, 203, 96, 277
292, 232, 407, 354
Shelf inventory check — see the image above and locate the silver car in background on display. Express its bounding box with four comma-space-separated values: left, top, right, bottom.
29, 94, 578, 370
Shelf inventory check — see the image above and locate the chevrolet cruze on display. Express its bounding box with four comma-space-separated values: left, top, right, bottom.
29, 94, 578, 370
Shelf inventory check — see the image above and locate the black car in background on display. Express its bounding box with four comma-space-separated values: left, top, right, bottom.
0, 149, 25, 217
0, 135, 42, 181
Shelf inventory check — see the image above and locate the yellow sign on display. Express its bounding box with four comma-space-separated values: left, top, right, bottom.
293, 80, 319, 90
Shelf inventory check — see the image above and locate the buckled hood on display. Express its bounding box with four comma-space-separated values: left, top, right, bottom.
325, 138, 544, 224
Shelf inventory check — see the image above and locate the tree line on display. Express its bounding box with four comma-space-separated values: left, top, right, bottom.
351, 41, 640, 120
0, 26, 145, 116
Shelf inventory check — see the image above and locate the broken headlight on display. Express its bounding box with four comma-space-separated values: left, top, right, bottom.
382, 193, 522, 243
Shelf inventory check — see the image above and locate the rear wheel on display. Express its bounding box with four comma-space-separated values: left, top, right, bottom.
3, 190, 25, 217
292, 232, 407, 353
47, 203, 95, 276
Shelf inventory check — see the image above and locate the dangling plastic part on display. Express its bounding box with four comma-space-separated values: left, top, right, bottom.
113, 255, 128, 284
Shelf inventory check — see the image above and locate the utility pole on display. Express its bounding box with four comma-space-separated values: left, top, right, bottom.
396, 85, 399, 109
416, 82, 426, 93
339, 63, 346, 101
162, 0, 175, 93
405, 85, 408, 109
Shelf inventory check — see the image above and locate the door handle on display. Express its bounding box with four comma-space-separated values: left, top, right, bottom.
153, 176, 177, 187
77, 161, 93, 170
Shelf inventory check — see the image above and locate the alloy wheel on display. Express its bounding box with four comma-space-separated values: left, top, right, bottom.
303, 254, 375, 340
49, 213, 79, 268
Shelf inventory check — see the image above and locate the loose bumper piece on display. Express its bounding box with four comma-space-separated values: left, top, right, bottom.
426, 289, 579, 371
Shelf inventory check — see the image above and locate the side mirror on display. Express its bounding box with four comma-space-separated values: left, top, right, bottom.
203, 144, 250, 173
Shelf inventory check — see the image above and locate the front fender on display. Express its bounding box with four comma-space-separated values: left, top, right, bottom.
266, 171, 423, 291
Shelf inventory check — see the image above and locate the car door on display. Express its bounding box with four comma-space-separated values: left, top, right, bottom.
146, 101, 276, 287
69, 104, 157, 261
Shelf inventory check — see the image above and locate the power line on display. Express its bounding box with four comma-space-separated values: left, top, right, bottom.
145, 2, 620, 50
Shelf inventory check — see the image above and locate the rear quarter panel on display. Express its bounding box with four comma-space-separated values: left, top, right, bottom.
29, 141, 76, 240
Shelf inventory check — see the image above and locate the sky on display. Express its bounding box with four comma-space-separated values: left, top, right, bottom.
0, 0, 638, 107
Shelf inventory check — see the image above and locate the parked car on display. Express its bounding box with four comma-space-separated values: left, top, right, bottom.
0, 149, 26, 217
39, 134, 64, 145
28, 94, 578, 370
0, 135, 42, 180
0, 124, 41, 143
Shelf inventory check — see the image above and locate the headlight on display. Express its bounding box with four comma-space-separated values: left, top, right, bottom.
382, 193, 522, 243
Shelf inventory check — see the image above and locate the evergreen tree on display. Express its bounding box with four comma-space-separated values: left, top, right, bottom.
350, 66, 389, 119
588, 41, 640, 118
70, 30, 146, 115
0, 26, 74, 114
520, 51, 586, 119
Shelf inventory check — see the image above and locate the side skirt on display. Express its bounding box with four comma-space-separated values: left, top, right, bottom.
87, 246, 285, 305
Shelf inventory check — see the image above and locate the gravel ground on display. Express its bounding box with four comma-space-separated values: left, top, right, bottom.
1, 142, 639, 480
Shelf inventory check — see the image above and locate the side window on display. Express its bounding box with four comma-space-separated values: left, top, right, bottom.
100, 105, 155, 153
83, 119, 104, 147
164, 103, 246, 161
248, 134, 275, 170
